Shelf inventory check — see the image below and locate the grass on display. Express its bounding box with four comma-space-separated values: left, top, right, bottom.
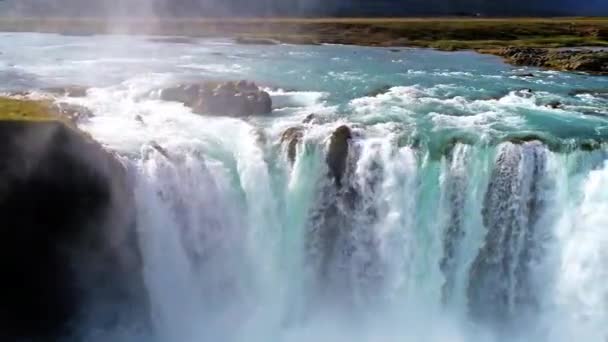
0, 17, 607, 50
0, 97, 63, 122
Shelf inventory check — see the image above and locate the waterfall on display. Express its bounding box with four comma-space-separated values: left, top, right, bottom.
128, 131, 607, 342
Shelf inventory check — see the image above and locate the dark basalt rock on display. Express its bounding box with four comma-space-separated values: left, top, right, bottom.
326, 125, 352, 188
0, 121, 147, 341
159, 80, 272, 117
280, 126, 304, 164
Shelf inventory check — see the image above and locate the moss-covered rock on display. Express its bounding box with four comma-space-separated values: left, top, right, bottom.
0, 101, 148, 340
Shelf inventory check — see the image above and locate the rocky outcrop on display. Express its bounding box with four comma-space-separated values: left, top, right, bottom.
326, 125, 352, 188
0, 117, 147, 340
495, 47, 608, 74
159, 80, 272, 117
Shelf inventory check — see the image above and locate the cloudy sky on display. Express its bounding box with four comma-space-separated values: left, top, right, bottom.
0, 0, 606, 16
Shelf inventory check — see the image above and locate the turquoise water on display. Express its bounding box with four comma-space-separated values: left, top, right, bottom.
0, 33, 607, 342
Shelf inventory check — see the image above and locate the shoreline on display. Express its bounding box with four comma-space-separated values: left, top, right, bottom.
1, 17, 607, 73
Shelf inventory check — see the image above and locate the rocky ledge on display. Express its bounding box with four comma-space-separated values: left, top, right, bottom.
491, 47, 608, 74
159, 80, 272, 117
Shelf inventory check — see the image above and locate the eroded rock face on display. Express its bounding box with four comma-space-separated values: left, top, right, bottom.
327, 125, 352, 188
159, 81, 272, 117
0, 121, 147, 341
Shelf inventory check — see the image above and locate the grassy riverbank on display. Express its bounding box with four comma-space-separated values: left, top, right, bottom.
0, 17, 607, 49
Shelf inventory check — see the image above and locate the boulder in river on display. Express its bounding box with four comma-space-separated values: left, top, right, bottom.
326, 125, 353, 188
160, 80, 272, 117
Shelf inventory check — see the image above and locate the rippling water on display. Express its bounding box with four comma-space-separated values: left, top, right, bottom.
1, 33, 607, 342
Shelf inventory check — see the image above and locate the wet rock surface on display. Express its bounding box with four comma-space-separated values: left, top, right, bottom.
159, 80, 272, 117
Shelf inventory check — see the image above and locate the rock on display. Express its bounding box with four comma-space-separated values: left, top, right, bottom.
0, 119, 148, 340
545, 100, 563, 109
514, 72, 535, 77
495, 47, 608, 74
303, 113, 317, 124
160, 84, 201, 107
53, 102, 93, 122
326, 125, 352, 188
366, 85, 393, 97
159, 81, 272, 117
515, 88, 534, 98
148, 37, 197, 44
280, 126, 304, 164
235, 37, 279, 45
45, 86, 89, 97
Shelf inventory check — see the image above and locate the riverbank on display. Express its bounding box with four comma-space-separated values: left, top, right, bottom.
1, 17, 608, 73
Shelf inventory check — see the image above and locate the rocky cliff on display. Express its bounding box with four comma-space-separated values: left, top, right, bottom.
0, 99, 148, 341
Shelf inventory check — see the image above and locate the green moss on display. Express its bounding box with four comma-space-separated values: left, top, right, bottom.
0, 97, 63, 122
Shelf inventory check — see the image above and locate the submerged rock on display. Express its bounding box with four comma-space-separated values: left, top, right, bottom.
327, 125, 353, 188
0, 117, 147, 340
159, 80, 272, 117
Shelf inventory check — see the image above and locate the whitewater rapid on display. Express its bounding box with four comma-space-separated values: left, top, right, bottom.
0, 33, 607, 342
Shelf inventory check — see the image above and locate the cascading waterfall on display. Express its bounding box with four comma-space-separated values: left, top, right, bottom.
126, 129, 608, 342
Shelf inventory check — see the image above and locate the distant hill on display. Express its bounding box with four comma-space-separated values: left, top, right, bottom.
0, 0, 606, 17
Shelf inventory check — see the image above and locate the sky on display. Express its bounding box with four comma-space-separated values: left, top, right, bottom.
0, 0, 607, 17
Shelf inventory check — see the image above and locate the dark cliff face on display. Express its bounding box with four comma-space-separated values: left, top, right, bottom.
0, 121, 147, 341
